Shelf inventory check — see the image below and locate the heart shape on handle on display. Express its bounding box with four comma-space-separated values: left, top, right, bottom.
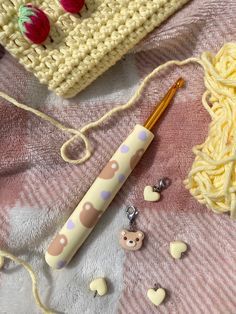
89, 278, 108, 296
170, 241, 187, 259
147, 288, 166, 306
144, 186, 160, 202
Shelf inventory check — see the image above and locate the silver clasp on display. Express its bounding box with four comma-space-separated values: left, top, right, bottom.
126, 206, 138, 224
153, 177, 171, 193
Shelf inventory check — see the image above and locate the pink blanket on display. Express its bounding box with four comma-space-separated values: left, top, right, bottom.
1, 0, 236, 313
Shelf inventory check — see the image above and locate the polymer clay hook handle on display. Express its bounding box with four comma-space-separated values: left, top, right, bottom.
45, 125, 154, 269
45, 79, 184, 269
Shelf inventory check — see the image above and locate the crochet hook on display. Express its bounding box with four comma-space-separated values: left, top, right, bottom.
45, 78, 185, 269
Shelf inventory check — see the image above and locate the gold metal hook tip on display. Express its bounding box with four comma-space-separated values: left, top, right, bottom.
143, 77, 185, 130
175, 77, 185, 89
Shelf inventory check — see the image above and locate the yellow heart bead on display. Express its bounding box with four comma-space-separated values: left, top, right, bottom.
147, 288, 166, 306
143, 186, 160, 202
89, 278, 108, 296
170, 241, 188, 259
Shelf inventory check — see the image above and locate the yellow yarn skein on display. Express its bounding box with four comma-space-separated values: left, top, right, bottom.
184, 42, 236, 219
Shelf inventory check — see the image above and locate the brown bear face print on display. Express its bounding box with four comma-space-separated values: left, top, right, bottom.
47, 234, 68, 256
119, 229, 144, 251
80, 202, 103, 229
98, 160, 119, 180
130, 149, 144, 169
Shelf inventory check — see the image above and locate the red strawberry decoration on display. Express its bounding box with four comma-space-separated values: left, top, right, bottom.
18, 4, 50, 45
60, 0, 86, 14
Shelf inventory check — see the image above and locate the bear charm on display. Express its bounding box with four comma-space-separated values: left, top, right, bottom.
119, 229, 144, 251
119, 206, 144, 251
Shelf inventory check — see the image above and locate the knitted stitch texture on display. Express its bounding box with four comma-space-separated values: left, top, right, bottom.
0, 0, 189, 98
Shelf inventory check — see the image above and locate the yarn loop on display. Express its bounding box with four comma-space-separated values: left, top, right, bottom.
0, 249, 55, 314
0, 58, 199, 165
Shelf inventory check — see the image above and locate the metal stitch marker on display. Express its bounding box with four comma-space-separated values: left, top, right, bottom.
126, 206, 138, 230
119, 206, 144, 251
153, 178, 171, 193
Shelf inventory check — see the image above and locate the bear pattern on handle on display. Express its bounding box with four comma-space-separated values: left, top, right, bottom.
98, 160, 119, 179
47, 234, 68, 256
45, 126, 153, 267
79, 202, 103, 228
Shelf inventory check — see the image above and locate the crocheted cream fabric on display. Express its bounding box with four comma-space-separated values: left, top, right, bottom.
0, 0, 189, 98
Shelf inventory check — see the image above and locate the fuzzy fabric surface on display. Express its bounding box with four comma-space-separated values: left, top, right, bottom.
1, 1, 236, 313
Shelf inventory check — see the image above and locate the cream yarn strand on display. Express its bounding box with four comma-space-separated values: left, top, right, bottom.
0, 251, 55, 314
0, 57, 201, 164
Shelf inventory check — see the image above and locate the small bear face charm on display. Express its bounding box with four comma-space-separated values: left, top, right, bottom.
119, 229, 144, 251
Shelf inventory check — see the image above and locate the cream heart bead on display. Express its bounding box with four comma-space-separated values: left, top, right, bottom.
89, 278, 108, 296
143, 186, 160, 202
170, 240, 188, 259
147, 287, 166, 306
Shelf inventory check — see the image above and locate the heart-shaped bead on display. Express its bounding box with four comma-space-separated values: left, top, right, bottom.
89, 278, 108, 296
147, 288, 166, 306
170, 241, 187, 259
143, 186, 160, 202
